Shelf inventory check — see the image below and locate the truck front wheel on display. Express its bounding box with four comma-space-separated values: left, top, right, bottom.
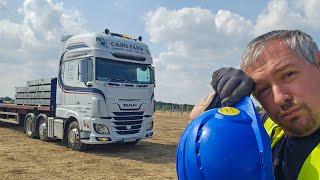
67, 121, 87, 151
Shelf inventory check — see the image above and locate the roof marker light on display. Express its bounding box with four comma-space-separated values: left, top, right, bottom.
96, 37, 107, 48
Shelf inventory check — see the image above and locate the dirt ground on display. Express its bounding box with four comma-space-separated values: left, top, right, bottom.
0, 112, 190, 180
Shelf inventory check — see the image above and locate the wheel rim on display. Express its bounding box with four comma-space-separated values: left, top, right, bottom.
68, 128, 80, 147
39, 120, 47, 139
25, 117, 32, 136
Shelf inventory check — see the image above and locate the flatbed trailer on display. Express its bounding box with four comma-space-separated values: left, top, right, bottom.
0, 104, 50, 124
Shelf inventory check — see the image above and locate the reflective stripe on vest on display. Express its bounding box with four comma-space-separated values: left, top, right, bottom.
263, 118, 285, 148
298, 143, 320, 180
263, 117, 320, 179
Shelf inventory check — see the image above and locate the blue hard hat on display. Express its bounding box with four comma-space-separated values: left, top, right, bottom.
176, 97, 274, 180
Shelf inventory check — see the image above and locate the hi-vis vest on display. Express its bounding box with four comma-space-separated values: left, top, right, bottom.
264, 118, 320, 180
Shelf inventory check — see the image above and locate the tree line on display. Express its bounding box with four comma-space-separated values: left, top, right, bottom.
155, 100, 264, 114
155, 101, 194, 113
0, 97, 14, 103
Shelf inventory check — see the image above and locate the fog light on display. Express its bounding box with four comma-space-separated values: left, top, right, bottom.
146, 121, 153, 131
96, 137, 111, 141
94, 124, 110, 134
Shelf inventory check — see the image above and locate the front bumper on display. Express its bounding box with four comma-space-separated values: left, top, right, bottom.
81, 131, 153, 144
80, 117, 153, 144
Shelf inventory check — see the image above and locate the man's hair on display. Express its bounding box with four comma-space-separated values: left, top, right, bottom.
240, 30, 319, 69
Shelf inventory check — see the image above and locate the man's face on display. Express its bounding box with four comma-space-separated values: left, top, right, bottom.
244, 39, 320, 137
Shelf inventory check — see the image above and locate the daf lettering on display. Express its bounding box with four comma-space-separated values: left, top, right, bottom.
123, 103, 137, 107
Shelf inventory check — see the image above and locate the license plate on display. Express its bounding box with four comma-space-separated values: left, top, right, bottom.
123, 138, 136, 142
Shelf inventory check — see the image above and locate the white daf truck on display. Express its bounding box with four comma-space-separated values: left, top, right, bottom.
0, 29, 155, 151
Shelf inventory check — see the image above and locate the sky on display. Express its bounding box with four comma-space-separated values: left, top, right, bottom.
0, 0, 320, 105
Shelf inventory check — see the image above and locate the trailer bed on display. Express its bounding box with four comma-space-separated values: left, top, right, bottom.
0, 103, 50, 111
0, 103, 51, 124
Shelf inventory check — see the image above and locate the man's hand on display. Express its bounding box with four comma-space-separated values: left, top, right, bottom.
210, 67, 254, 107
190, 91, 216, 120
190, 67, 254, 120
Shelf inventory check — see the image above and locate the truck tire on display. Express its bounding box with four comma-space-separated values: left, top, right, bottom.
38, 117, 50, 142
67, 121, 87, 151
25, 114, 36, 139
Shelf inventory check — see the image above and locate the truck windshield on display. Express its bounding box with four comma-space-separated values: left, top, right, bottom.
96, 57, 154, 84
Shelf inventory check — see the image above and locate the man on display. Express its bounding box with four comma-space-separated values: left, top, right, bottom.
191, 30, 320, 180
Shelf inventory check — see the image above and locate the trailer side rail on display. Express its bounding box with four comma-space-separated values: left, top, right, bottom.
0, 111, 19, 124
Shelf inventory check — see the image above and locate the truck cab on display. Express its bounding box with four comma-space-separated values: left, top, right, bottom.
55, 30, 155, 150
0, 29, 154, 151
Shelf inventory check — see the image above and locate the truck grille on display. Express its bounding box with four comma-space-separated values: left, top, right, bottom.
112, 111, 144, 135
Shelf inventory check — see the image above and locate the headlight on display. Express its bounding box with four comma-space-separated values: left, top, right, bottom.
146, 121, 153, 131
94, 124, 110, 134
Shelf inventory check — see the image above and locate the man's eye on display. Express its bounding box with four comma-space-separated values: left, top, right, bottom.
255, 86, 270, 98
279, 71, 298, 83
283, 71, 297, 80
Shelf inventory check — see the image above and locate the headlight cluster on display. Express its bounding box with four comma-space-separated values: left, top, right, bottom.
94, 124, 110, 134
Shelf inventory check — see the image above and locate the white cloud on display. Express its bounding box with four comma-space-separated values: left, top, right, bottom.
254, 0, 306, 35
113, 0, 127, 9
0, 0, 88, 98
0, 0, 6, 10
145, 1, 320, 104
146, 7, 253, 104
295, 0, 320, 29
0, 20, 21, 51
254, 0, 320, 35
2, 0, 320, 105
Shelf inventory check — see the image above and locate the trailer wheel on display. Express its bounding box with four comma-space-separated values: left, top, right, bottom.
67, 121, 87, 151
39, 118, 50, 142
25, 114, 36, 138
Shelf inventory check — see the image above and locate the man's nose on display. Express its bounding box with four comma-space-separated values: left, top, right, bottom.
272, 85, 292, 107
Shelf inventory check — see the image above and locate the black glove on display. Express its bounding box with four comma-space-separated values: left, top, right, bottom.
207, 67, 254, 109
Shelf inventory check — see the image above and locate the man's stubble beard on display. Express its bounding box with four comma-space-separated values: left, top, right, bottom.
277, 102, 320, 137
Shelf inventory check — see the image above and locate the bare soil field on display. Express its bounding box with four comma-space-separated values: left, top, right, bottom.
0, 112, 190, 180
